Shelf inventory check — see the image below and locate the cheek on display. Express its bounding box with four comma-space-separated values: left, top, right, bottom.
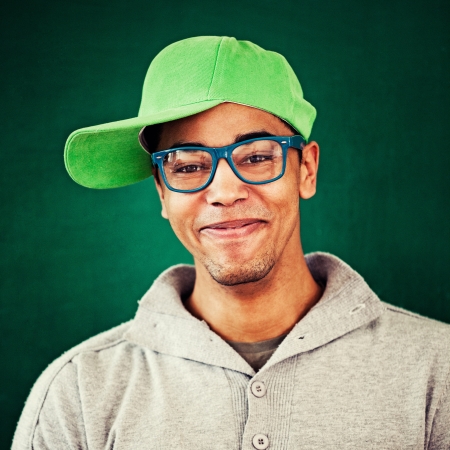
265, 178, 301, 233
163, 195, 199, 245
266, 167, 301, 212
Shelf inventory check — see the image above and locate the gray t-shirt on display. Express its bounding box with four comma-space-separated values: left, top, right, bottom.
227, 333, 288, 371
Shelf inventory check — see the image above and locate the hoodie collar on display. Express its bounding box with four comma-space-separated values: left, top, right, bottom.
124, 252, 386, 376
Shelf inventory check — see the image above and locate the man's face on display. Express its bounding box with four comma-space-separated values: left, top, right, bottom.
154, 102, 318, 286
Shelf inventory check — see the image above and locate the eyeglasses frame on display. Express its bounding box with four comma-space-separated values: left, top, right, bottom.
150, 135, 306, 193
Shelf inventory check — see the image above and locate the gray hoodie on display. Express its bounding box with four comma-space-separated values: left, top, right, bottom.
12, 252, 450, 449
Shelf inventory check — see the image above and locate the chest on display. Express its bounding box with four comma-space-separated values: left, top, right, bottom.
78, 349, 428, 450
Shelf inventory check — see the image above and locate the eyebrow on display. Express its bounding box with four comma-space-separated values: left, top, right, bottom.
168, 131, 277, 149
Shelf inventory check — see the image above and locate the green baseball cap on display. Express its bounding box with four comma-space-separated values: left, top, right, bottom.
64, 36, 316, 189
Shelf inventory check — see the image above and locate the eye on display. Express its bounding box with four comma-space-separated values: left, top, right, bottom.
240, 153, 274, 164
164, 150, 212, 175
172, 164, 208, 173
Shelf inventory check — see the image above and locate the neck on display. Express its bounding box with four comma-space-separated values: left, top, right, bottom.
185, 243, 323, 343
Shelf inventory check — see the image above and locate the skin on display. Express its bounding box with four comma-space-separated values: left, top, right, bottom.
154, 102, 323, 343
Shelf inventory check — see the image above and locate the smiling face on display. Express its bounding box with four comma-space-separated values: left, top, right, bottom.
154, 102, 318, 286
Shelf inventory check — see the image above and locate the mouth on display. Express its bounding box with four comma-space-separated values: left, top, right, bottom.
199, 219, 266, 239
200, 219, 264, 231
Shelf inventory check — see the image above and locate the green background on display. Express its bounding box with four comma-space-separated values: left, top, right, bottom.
1, 0, 449, 446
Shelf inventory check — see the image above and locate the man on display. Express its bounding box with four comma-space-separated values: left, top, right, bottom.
13, 36, 450, 449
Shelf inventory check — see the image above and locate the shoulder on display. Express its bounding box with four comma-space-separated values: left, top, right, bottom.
377, 304, 450, 444
374, 301, 450, 384
40, 320, 134, 385
12, 321, 135, 449
380, 301, 450, 342
307, 251, 450, 353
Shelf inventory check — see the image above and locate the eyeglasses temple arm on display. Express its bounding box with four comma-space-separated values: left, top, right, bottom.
289, 135, 306, 150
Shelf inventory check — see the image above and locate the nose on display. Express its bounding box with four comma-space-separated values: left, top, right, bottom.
204, 158, 249, 206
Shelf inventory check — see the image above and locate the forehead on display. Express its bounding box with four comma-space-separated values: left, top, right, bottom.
158, 102, 294, 149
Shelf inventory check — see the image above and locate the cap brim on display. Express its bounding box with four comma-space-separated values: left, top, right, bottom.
64, 100, 223, 189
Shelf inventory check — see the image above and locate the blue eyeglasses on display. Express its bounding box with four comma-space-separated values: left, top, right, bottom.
150, 135, 306, 193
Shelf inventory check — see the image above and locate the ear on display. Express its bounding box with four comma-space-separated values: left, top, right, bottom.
299, 141, 320, 199
153, 168, 169, 219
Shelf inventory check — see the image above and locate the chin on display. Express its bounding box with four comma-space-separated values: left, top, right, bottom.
202, 250, 276, 286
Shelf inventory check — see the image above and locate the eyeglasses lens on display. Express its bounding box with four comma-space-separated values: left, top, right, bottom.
231, 140, 283, 182
162, 150, 213, 191
162, 140, 283, 191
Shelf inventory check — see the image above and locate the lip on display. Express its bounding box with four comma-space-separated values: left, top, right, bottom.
199, 219, 266, 239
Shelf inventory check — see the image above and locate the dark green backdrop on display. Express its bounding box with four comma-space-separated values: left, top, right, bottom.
1, 0, 449, 446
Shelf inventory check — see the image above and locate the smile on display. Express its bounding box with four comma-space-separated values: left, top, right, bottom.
204, 219, 263, 230
199, 219, 266, 239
